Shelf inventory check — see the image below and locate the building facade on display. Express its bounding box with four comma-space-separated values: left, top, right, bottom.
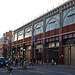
0, 31, 13, 58
3, 31, 13, 58
0, 37, 5, 57
12, 0, 75, 65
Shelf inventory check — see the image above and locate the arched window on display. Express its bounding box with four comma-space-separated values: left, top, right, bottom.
25, 26, 32, 38
46, 14, 60, 32
63, 6, 75, 26
34, 21, 43, 35
18, 30, 24, 40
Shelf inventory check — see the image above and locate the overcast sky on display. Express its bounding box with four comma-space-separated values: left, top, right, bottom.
0, 0, 68, 37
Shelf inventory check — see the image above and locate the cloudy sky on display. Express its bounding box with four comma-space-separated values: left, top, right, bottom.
0, 0, 68, 37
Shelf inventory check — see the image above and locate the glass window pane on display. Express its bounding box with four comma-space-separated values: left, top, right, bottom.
34, 21, 43, 35
25, 26, 32, 38
56, 42, 59, 47
14, 33, 17, 41
18, 30, 24, 40
46, 14, 60, 32
63, 7, 75, 26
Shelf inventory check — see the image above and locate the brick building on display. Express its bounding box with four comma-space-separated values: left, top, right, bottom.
0, 37, 4, 57
12, 1, 75, 65
1, 31, 13, 58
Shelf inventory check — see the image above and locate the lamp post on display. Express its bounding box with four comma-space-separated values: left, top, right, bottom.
20, 47, 26, 67
23, 49, 26, 61
20, 47, 23, 51
20, 47, 24, 58
12, 50, 15, 60
23, 48, 27, 69
20, 47, 23, 65
67, 39, 71, 65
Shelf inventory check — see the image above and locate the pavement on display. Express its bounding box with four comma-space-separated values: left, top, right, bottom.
0, 64, 75, 75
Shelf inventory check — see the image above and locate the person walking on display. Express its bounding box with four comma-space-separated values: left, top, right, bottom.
6, 62, 13, 75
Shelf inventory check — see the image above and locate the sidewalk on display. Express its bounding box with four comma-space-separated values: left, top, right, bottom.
29, 64, 75, 70
53, 65, 75, 69
11, 65, 35, 70
11, 64, 75, 71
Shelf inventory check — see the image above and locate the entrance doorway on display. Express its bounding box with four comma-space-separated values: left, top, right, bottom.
48, 48, 59, 64
64, 45, 75, 65
35, 49, 42, 64
71, 46, 75, 65
64, 46, 71, 65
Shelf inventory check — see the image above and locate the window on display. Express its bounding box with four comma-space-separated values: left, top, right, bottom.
18, 30, 24, 40
50, 20, 56, 30
63, 7, 75, 26
68, 34, 73, 38
27, 46, 31, 50
36, 44, 43, 49
63, 35, 68, 39
34, 21, 43, 35
73, 33, 75, 38
51, 43, 55, 47
55, 37, 59, 41
25, 26, 32, 38
49, 43, 52, 48
56, 42, 59, 47
49, 43, 55, 48
14, 33, 17, 41
46, 14, 60, 32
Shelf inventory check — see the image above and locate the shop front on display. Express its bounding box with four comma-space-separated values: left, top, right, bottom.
45, 37, 60, 64
34, 44, 43, 64
47, 42, 59, 64
64, 38, 75, 65
25, 45, 32, 62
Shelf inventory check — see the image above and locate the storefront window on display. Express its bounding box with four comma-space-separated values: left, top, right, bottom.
56, 42, 59, 47
36, 44, 43, 52
73, 33, 75, 38
27, 46, 31, 50
49, 43, 52, 48
63, 7, 75, 26
46, 14, 60, 32
34, 21, 43, 35
36, 44, 43, 49
18, 30, 24, 40
51, 43, 55, 47
49, 43, 55, 48
25, 26, 32, 38
68, 34, 73, 38
63, 35, 68, 39
55, 37, 59, 41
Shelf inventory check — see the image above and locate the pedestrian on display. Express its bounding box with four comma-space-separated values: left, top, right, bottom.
6, 62, 13, 75
51, 58, 54, 65
15, 58, 18, 66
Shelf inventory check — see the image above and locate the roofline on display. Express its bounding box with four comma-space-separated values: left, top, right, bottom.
14, 0, 74, 32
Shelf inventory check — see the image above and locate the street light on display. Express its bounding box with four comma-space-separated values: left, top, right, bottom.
20, 48, 26, 60
23, 49, 26, 61
20, 48, 26, 69
20, 47, 23, 51
67, 39, 72, 65
23, 49, 26, 51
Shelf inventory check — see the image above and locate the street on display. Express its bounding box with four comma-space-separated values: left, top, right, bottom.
0, 65, 75, 75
